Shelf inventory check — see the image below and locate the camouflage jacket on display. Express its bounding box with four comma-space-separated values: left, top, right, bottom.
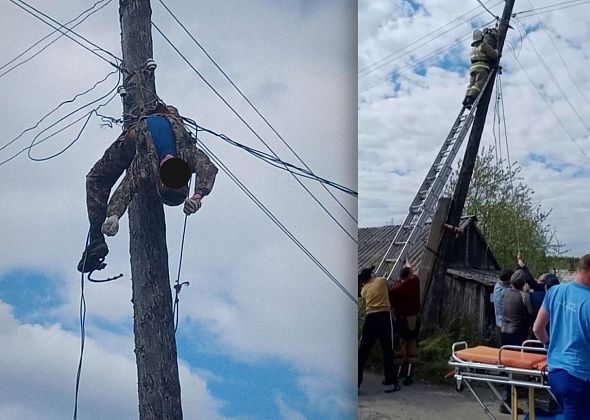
106, 114, 218, 218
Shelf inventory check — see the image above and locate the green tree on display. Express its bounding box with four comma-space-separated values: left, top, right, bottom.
446, 146, 566, 274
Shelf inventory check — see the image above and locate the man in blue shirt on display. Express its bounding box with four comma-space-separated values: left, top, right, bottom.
493, 269, 513, 346
533, 255, 590, 419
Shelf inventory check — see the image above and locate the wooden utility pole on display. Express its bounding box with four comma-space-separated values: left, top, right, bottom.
119, 1, 183, 418
423, 0, 516, 327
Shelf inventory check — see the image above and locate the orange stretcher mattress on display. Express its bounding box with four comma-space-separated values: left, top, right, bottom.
455, 346, 547, 371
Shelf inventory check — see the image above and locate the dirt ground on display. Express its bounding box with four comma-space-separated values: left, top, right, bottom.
358, 371, 514, 420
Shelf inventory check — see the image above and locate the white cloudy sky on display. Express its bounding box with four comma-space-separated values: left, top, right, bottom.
359, 0, 590, 256
0, 1, 357, 419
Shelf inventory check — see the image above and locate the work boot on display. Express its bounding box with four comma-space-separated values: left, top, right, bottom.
77, 241, 108, 273
463, 96, 474, 109
382, 381, 401, 393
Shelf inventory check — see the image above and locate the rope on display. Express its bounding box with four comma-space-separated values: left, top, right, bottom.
498, 73, 521, 252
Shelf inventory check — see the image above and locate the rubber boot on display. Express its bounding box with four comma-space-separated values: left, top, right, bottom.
403, 363, 414, 386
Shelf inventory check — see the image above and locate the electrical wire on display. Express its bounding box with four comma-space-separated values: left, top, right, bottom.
510, 46, 590, 162
0, 69, 118, 153
182, 117, 357, 197
476, 0, 500, 20
72, 231, 90, 420
518, 3, 590, 109
0, 71, 121, 167
155, 0, 357, 223
359, 0, 502, 77
8, 0, 120, 69
0, 0, 113, 80
152, 21, 357, 243
359, 18, 496, 94
184, 127, 357, 304
515, 18, 590, 134
513, 0, 590, 17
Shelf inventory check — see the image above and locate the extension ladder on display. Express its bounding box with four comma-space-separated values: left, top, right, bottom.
375, 75, 493, 281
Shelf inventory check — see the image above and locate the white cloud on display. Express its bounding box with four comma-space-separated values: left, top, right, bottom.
275, 395, 306, 420
358, 0, 590, 256
0, 300, 225, 420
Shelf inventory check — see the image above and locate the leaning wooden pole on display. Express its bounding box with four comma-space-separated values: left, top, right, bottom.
423, 0, 516, 327
119, 0, 183, 418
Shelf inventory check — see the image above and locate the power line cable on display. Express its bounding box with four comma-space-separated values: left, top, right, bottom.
155, 0, 357, 223
1, 0, 113, 80
513, 0, 590, 17
515, 18, 590, 134
0, 69, 118, 153
475, 0, 500, 20
518, 4, 590, 109
72, 231, 90, 420
359, 18, 496, 94
511, 46, 590, 161
8, 0, 120, 69
358, 0, 501, 76
0, 71, 121, 167
185, 126, 357, 304
151, 21, 357, 243
181, 117, 357, 196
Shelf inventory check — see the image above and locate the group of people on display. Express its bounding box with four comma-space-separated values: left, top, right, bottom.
493, 253, 590, 418
357, 265, 421, 393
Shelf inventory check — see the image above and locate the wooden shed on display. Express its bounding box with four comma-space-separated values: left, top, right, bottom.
358, 216, 501, 340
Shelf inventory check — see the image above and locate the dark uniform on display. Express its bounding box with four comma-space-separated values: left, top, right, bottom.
79, 110, 217, 272
463, 28, 498, 108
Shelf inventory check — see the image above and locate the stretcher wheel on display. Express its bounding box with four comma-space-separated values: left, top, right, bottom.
455, 380, 464, 393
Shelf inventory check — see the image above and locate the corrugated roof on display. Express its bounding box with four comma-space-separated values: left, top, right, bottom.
358, 216, 475, 272
447, 268, 500, 287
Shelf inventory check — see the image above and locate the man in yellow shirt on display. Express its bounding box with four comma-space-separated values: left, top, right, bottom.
358, 266, 400, 393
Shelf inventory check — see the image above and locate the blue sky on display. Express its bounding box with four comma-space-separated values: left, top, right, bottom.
0, 263, 355, 419
0, 1, 357, 418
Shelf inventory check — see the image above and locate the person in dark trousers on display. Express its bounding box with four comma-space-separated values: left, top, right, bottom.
358, 266, 400, 393
77, 103, 218, 273
533, 255, 590, 420
389, 265, 420, 386
498, 268, 533, 414
492, 269, 513, 347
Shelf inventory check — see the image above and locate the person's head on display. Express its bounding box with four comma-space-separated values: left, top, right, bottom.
538, 274, 547, 285
499, 269, 514, 284
399, 266, 413, 281
510, 269, 527, 290
159, 155, 191, 189
358, 266, 376, 287
544, 274, 560, 291
472, 29, 483, 45
575, 254, 590, 285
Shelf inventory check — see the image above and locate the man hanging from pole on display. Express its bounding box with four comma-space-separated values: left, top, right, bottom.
78, 102, 218, 273
462, 27, 499, 109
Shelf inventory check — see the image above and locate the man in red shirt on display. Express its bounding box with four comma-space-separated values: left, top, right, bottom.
389, 266, 421, 385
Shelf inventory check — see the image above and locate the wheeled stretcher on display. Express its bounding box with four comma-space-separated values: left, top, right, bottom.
449, 340, 562, 420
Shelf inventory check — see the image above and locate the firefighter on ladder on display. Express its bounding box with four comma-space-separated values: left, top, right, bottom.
462, 27, 499, 109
